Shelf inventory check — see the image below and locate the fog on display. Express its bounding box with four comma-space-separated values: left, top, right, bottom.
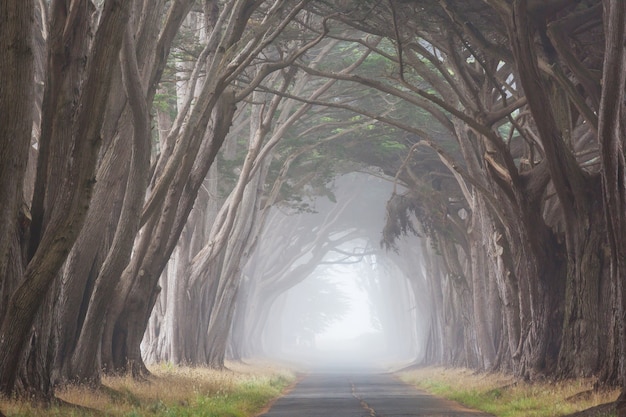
315, 271, 378, 348
263, 255, 419, 372
246, 173, 428, 372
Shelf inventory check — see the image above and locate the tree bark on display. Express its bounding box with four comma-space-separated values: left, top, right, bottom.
68, 18, 153, 384
0, 4, 34, 376
0, 0, 131, 396
0, 0, 33, 288
596, 0, 626, 410
103, 90, 237, 374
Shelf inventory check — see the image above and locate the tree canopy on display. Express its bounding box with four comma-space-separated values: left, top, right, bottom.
1, 1, 626, 415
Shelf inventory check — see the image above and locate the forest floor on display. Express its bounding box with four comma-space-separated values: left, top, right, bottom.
397, 366, 619, 417
0, 361, 295, 417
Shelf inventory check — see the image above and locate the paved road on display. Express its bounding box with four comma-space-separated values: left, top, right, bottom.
260, 372, 493, 417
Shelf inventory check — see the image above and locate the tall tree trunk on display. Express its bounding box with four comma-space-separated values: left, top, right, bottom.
204, 167, 266, 368
55, 130, 129, 382
53, 0, 176, 384
596, 0, 626, 411
0, 0, 33, 290
67, 19, 152, 384
20, 0, 96, 395
0, 0, 131, 396
558, 182, 611, 378
0, 3, 34, 382
103, 91, 236, 374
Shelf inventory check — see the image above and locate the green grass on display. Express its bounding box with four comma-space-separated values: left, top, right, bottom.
398, 367, 618, 417
0, 361, 295, 417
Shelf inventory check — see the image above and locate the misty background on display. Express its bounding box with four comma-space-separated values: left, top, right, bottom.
229, 173, 426, 370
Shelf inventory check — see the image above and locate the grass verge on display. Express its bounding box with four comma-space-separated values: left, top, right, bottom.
397, 366, 619, 417
0, 361, 295, 417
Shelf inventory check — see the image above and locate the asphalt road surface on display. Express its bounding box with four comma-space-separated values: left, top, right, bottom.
260, 372, 493, 417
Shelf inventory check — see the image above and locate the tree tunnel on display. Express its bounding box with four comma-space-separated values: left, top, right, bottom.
228, 172, 429, 369
5, 0, 626, 408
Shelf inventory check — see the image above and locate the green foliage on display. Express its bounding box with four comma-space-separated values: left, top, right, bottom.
153, 90, 177, 117
379, 139, 406, 152
217, 30, 458, 217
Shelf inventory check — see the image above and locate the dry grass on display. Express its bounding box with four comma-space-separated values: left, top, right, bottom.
0, 360, 295, 417
397, 366, 619, 417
